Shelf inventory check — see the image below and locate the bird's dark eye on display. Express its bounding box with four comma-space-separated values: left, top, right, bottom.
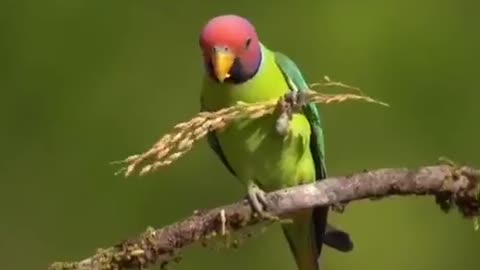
245, 38, 252, 49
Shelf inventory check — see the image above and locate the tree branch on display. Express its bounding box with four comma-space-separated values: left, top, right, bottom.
49, 164, 480, 270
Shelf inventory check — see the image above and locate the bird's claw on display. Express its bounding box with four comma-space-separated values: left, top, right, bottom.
276, 90, 308, 116
247, 182, 268, 213
247, 183, 278, 221
275, 91, 307, 136
285, 90, 308, 110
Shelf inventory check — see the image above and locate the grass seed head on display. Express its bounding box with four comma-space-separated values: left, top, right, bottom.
115, 79, 388, 177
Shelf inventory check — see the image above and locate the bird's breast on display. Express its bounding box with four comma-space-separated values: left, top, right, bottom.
216, 113, 316, 191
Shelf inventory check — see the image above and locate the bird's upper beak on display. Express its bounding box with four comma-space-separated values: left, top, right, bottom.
212, 47, 234, 82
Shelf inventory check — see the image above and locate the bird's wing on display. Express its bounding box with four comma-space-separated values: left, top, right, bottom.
274, 51, 327, 179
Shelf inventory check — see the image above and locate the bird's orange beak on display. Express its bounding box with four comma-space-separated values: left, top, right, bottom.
212, 50, 234, 82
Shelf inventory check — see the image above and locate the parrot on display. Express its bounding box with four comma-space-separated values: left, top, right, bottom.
199, 14, 352, 270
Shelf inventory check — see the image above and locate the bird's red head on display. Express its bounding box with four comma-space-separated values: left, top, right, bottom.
199, 15, 262, 83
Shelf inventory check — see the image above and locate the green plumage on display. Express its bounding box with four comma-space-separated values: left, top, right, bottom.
201, 44, 328, 270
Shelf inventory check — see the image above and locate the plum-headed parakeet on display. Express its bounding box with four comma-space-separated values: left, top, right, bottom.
199, 15, 352, 270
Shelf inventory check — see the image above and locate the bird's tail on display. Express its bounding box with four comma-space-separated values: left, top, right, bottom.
282, 208, 326, 270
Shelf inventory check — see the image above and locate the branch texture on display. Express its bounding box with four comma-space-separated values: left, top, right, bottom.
50, 164, 480, 270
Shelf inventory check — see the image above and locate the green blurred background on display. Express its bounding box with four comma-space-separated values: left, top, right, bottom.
1, 0, 479, 269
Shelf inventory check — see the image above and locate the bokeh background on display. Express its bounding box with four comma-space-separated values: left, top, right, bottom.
1, 0, 479, 269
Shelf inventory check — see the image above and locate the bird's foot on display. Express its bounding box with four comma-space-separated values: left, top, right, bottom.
285, 90, 308, 110
246, 182, 278, 221
275, 90, 308, 136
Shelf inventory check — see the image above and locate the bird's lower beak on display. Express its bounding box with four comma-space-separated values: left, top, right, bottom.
212, 50, 234, 82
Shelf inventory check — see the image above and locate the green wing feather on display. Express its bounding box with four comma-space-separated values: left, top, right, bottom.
273, 52, 327, 179
274, 52, 329, 260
